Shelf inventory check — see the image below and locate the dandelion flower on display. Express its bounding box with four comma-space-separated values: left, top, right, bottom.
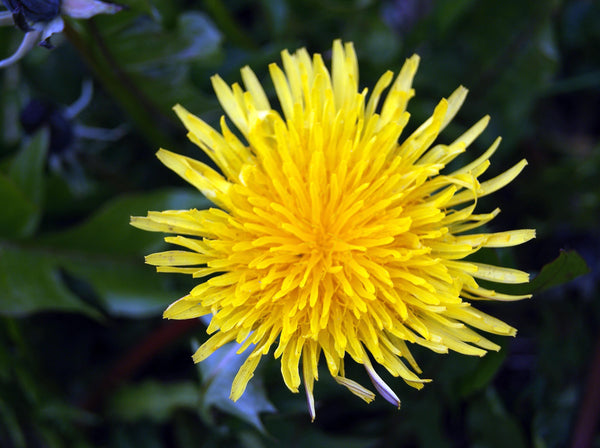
131, 40, 535, 420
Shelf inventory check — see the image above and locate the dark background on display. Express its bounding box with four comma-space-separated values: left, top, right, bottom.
0, 0, 598, 446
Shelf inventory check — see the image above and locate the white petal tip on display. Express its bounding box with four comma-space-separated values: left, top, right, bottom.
363, 359, 401, 408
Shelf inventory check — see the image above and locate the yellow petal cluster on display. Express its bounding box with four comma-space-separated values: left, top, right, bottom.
131, 40, 534, 420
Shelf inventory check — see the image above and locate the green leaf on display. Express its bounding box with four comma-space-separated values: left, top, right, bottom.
0, 174, 36, 238
125, 69, 217, 118
0, 397, 26, 448
110, 12, 222, 70
197, 341, 276, 432
467, 388, 527, 448
259, 0, 289, 37
0, 130, 49, 237
0, 241, 182, 318
0, 189, 207, 318
530, 250, 590, 292
109, 380, 199, 423
38, 402, 97, 427
113, 12, 222, 117
0, 69, 23, 148
9, 127, 49, 208
39, 188, 209, 256
102, 11, 222, 114
432, 0, 478, 35
0, 244, 101, 318
58, 255, 175, 317
399, 396, 453, 448
498, 250, 590, 296
457, 340, 508, 398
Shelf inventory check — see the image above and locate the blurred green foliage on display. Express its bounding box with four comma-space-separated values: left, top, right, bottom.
0, 0, 599, 447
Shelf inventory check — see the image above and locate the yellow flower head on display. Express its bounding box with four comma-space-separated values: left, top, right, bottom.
131, 40, 534, 420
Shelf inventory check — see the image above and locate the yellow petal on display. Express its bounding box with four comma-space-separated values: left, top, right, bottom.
230, 351, 262, 401
334, 376, 376, 403
471, 262, 531, 284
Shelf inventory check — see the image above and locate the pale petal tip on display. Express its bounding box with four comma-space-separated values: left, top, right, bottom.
363, 358, 402, 408
210, 74, 226, 89
156, 148, 173, 161
129, 215, 142, 226
408, 53, 420, 64
306, 391, 316, 422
